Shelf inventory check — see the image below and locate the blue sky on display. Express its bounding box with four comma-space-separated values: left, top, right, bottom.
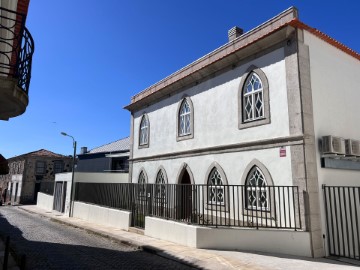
1, 0, 359, 158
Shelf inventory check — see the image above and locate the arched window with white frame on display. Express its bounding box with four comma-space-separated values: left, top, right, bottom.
243, 72, 264, 122
176, 97, 194, 141
155, 168, 167, 200
139, 114, 149, 147
207, 167, 224, 205
238, 66, 270, 129
245, 166, 269, 210
179, 99, 191, 135
138, 170, 147, 198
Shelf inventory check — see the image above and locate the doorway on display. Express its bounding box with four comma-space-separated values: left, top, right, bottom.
177, 169, 193, 221
14, 183, 19, 203
34, 183, 41, 203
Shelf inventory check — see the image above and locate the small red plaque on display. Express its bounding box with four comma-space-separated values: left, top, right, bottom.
280, 147, 286, 157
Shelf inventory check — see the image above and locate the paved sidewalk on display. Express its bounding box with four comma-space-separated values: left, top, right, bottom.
18, 205, 359, 270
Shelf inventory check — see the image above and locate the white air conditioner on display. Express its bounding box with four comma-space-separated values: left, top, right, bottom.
322, 136, 345, 155
345, 139, 360, 157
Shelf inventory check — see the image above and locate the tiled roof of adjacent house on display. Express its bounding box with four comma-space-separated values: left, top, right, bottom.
88, 137, 130, 154
8, 149, 69, 160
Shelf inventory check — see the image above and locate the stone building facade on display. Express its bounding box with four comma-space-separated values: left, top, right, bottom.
0, 149, 72, 204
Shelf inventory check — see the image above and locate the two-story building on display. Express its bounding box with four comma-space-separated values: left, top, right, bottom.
125, 7, 360, 259
0, 149, 72, 204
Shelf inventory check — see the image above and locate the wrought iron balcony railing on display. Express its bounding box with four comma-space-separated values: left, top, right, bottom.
0, 7, 34, 94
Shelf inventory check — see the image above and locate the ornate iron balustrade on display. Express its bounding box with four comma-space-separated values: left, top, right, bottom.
0, 7, 34, 94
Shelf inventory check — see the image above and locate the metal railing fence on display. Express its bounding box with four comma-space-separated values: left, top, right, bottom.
323, 185, 360, 261
74, 183, 301, 230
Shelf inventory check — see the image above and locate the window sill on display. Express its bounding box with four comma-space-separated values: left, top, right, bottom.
238, 117, 270, 130
138, 144, 149, 149
176, 133, 194, 142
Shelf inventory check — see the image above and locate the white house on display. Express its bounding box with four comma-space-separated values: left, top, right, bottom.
125, 7, 360, 259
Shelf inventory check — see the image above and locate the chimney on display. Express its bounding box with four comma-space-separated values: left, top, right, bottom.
80, 147, 87, 154
228, 26, 243, 42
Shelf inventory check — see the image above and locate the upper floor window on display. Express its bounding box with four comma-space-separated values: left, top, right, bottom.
246, 166, 268, 211
177, 97, 194, 141
179, 100, 191, 135
238, 66, 270, 129
54, 161, 64, 174
35, 161, 46, 175
139, 114, 149, 147
243, 73, 264, 121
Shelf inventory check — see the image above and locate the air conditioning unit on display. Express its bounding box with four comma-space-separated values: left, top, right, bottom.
322, 136, 345, 155
345, 139, 360, 157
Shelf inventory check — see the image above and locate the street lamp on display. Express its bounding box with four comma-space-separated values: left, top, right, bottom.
61, 132, 77, 217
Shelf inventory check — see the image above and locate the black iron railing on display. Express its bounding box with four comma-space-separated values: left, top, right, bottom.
323, 185, 360, 261
39, 182, 55, 196
0, 7, 34, 93
75, 183, 301, 230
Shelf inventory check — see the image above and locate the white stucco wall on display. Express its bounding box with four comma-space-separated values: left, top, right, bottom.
74, 172, 129, 183
145, 217, 312, 257
304, 30, 360, 252
72, 201, 131, 231
132, 48, 289, 159
36, 192, 54, 211
132, 146, 293, 186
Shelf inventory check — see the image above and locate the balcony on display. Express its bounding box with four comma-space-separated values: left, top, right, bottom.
0, 7, 34, 120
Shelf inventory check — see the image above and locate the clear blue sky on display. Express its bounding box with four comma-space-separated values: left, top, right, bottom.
1, 0, 359, 158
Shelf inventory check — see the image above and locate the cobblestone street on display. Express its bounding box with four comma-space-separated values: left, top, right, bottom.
0, 206, 196, 269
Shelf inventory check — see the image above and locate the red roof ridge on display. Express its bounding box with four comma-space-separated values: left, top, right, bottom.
288, 18, 360, 61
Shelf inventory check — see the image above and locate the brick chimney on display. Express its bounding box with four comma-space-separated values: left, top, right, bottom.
228, 26, 243, 42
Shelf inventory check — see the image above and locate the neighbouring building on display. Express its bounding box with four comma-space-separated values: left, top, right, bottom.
36, 137, 130, 216
125, 7, 360, 258
0, 155, 9, 175
0, 0, 34, 121
77, 137, 130, 173
0, 149, 72, 204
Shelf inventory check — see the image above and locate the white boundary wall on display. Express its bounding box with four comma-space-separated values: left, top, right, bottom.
36, 192, 54, 211
74, 172, 129, 183
145, 217, 312, 257
72, 201, 131, 231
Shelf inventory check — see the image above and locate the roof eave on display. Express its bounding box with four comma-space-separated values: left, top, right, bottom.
125, 24, 295, 112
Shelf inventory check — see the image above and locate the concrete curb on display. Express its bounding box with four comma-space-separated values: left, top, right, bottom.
18, 206, 202, 269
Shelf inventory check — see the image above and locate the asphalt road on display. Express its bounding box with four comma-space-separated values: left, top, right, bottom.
0, 206, 197, 269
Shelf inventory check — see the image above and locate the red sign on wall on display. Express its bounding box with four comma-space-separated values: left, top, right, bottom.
280, 147, 286, 157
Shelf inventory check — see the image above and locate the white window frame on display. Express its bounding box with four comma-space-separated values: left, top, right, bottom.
176, 96, 194, 141
139, 114, 149, 148
238, 65, 270, 130
243, 73, 264, 122
155, 168, 167, 201
138, 170, 147, 199
207, 168, 225, 206
246, 166, 269, 211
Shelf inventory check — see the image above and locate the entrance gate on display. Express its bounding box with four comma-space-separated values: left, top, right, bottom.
131, 184, 150, 229
53, 182, 67, 213
323, 185, 360, 261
